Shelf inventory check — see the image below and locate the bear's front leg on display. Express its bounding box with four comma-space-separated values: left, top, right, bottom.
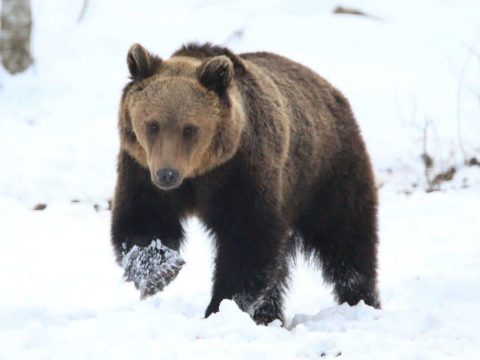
202, 177, 288, 325
111, 151, 187, 298
205, 215, 287, 324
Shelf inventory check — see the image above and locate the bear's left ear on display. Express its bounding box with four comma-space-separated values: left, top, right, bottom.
127, 44, 162, 81
197, 55, 234, 94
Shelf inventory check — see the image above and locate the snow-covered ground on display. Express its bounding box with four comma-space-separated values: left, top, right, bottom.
1, 0, 479, 359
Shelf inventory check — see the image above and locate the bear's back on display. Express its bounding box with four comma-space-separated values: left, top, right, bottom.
240, 52, 352, 213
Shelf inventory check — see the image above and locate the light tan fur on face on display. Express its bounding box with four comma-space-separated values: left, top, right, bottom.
119, 54, 246, 184
130, 79, 219, 179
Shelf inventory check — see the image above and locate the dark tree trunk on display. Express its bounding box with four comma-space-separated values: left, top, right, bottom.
0, 0, 33, 74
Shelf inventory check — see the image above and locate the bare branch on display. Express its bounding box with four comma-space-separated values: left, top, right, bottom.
77, 0, 89, 23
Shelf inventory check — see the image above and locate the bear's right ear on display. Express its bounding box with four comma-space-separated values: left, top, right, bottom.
127, 44, 162, 81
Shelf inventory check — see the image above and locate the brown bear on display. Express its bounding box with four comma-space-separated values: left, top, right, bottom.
111, 42, 380, 325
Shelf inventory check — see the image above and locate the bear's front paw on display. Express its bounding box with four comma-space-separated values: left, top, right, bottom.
232, 289, 284, 326
122, 239, 185, 299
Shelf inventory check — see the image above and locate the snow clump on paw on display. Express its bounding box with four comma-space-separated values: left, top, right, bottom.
122, 239, 185, 299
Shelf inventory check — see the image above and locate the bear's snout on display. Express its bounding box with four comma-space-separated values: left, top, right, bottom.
154, 167, 181, 190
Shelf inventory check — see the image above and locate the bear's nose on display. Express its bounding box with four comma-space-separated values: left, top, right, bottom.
156, 167, 180, 188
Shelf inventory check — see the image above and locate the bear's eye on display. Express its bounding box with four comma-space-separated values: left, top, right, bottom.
146, 122, 159, 135
182, 124, 197, 138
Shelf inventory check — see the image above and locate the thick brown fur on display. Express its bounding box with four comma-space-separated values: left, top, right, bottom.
112, 42, 380, 325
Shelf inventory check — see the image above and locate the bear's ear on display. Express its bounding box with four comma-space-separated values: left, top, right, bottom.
127, 44, 162, 81
197, 55, 234, 94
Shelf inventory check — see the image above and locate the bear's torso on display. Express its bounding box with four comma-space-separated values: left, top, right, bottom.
121, 48, 365, 227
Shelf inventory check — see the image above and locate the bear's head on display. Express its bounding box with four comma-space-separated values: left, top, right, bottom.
119, 44, 246, 190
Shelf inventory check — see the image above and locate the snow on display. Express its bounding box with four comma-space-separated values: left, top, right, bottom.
1, 0, 480, 358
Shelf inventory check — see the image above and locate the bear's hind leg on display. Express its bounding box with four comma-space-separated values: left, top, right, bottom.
297, 163, 381, 309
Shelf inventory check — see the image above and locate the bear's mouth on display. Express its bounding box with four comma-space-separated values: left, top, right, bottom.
154, 181, 182, 191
